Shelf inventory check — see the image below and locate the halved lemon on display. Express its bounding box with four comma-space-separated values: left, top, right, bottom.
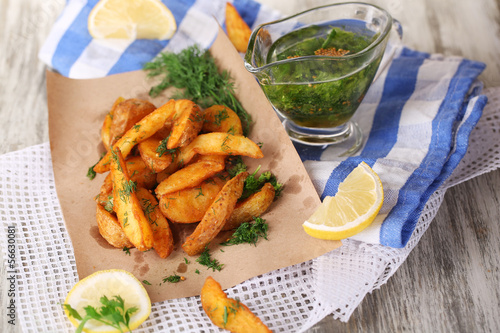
303, 162, 384, 240
64, 269, 151, 333
88, 0, 177, 40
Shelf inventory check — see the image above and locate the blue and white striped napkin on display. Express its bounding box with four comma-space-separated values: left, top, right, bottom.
38, 0, 487, 248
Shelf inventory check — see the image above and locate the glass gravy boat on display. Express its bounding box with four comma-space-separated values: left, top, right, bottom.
245, 2, 401, 154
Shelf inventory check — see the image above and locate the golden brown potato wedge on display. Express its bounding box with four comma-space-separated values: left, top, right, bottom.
96, 155, 157, 207
101, 97, 125, 150
223, 182, 275, 231
201, 276, 271, 333
175, 133, 264, 167
94, 99, 176, 174
111, 149, 154, 251
182, 172, 248, 256
109, 98, 157, 147
137, 136, 174, 173
225, 2, 252, 53
202, 105, 243, 136
159, 175, 228, 224
167, 99, 204, 149
155, 160, 225, 197
136, 187, 174, 259
96, 204, 134, 249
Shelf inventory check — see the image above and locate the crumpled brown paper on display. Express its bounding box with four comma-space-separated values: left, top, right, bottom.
47, 27, 341, 303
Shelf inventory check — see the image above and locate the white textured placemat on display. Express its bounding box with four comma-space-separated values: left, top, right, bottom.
1, 88, 499, 332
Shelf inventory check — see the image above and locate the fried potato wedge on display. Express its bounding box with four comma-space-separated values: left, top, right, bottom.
94, 99, 176, 174
101, 97, 125, 150
176, 133, 264, 167
223, 182, 275, 231
138, 136, 174, 173
226, 2, 252, 53
109, 98, 157, 147
155, 160, 225, 197
136, 187, 174, 259
201, 276, 271, 333
96, 155, 157, 207
96, 204, 134, 249
182, 172, 248, 256
202, 105, 243, 136
167, 99, 204, 149
111, 149, 153, 251
159, 175, 228, 224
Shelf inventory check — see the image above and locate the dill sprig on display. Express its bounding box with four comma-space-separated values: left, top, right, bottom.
242, 167, 283, 200
196, 247, 223, 271
221, 217, 269, 246
143, 45, 252, 136
63, 295, 138, 333
162, 274, 183, 283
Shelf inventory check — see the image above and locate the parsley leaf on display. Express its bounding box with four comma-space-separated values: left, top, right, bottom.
64, 295, 138, 333
87, 152, 106, 180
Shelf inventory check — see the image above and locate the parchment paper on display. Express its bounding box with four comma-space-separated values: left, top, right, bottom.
47, 27, 341, 303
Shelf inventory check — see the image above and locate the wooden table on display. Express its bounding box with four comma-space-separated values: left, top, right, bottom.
1, 0, 499, 332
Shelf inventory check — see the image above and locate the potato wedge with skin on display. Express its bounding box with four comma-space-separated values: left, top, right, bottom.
136, 187, 174, 259
159, 175, 228, 224
101, 97, 125, 150
111, 149, 153, 251
96, 155, 157, 207
96, 204, 134, 249
226, 2, 252, 53
223, 182, 275, 231
201, 276, 271, 333
138, 136, 174, 173
109, 98, 157, 147
175, 133, 263, 168
94, 99, 176, 174
182, 172, 248, 256
202, 105, 243, 136
167, 99, 204, 149
155, 160, 225, 197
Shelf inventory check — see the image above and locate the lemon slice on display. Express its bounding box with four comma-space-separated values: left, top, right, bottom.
303, 162, 384, 240
88, 0, 177, 40
64, 269, 151, 333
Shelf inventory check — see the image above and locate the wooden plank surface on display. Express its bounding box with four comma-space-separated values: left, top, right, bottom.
0, 0, 499, 332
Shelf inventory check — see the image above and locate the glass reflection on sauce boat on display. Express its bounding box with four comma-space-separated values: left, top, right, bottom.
245, 2, 401, 155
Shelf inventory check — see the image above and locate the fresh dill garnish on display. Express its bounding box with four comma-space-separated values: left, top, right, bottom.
195, 187, 204, 198
195, 269, 200, 274
141, 198, 157, 224
156, 137, 178, 157
143, 45, 252, 136
142, 280, 151, 285
214, 108, 229, 126
223, 306, 228, 327
221, 217, 269, 246
118, 180, 137, 203
87, 152, 106, 180
196, 247, 223, 272
162, 274, 183, 283
123, 246, 131, 256
63, 295, 138, 333
184, 257, 190, 265
104, 195, 114, 213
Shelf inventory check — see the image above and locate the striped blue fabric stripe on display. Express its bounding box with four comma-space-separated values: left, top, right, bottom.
51, 1, 97, 76
320, 54, 426, 201
380, 60, 487, 247
233, 0, 261, 28
108, 0, 196, 75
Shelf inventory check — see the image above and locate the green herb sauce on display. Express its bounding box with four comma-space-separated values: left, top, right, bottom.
262, 24, 381, 128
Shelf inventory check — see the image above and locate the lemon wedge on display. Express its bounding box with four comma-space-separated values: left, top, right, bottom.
88, 0, 177, 40
303, 162, 384, 240
64, 269, 151, 333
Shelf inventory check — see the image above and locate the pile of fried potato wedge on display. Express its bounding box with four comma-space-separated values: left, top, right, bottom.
93, 98, 277, 258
